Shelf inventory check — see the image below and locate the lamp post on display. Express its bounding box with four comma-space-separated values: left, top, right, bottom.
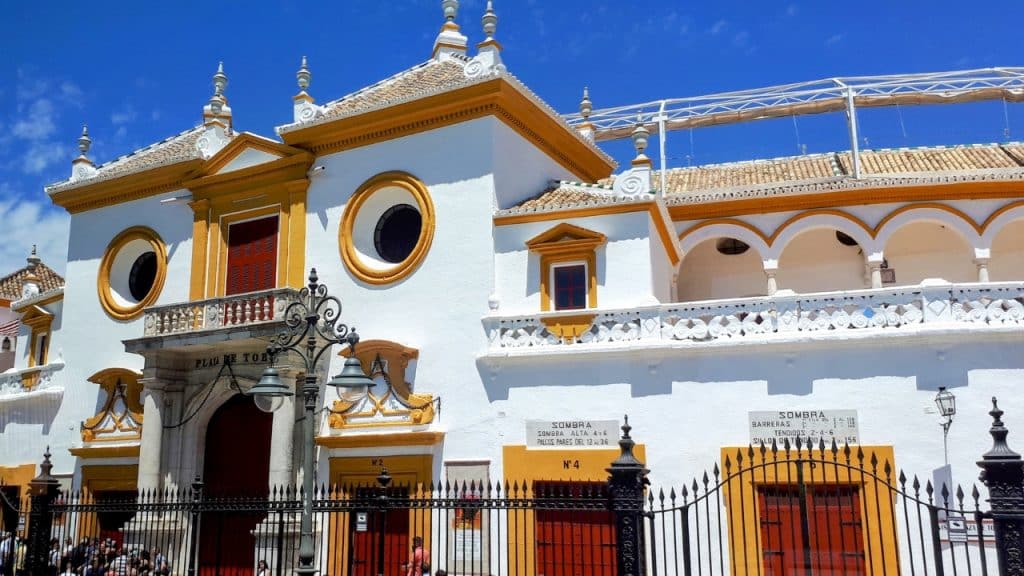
246, 268, 374, 576
935, 386, 957, 466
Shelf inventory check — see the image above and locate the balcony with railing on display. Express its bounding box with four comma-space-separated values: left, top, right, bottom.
140, 287, 302, 338
482, 281, 1024, 356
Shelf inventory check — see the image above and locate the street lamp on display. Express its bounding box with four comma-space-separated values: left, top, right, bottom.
246, 267, 374, 576
935, 386, 957, 466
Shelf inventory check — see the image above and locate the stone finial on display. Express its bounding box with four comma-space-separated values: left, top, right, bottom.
433, 0, 468, 60
577, 87, 595, 142
203, 62, 233, 129
580, 87, 592, 119
297, 56, 311, 93
26, 245, 41, 268
981, 397, 1022, 461
77, 125, 92, 159
631, 122, 652, 167
70, 124, 97, 181
481, 0, 498, 43
30, 446, 59, 491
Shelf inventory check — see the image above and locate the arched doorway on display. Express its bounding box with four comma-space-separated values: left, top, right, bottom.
199, 393, 273, 576
677, 237, 766, 301
777, 228, 866, 293
990, 219, 1024, 281
883, 221, 975, 285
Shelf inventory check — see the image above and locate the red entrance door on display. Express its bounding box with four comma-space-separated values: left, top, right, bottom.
199, 394, 273, 576
758, 485, 865, 575
226, 216, 278, 296
534, 482, 615, 576
349, 489, 410, 576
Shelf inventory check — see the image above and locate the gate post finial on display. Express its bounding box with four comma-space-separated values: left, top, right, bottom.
26, 448, 60, 576
607, 415, 649, 576
978, 397, 1024, 576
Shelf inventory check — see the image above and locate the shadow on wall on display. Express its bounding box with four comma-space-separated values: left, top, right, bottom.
0, 390, 63, 434
476, 339, 1024, 402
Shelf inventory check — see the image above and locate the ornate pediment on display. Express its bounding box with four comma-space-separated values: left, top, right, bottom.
80, 368, 144, 443
328, 341, 435, 429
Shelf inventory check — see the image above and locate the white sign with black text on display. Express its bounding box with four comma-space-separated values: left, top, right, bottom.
749, 410, 859, 446
526, 420, 619, 449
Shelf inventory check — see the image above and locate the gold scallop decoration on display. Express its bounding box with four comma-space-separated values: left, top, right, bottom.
339, 171, 436, 285
97, 226, 168, 321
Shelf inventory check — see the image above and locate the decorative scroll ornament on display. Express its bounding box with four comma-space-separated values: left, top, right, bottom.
328, 352, 435, 429
80, 370, 144, 443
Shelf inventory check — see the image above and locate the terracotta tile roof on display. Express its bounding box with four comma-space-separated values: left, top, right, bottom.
321, 59, 470, 120
47, 126, 217, 194
654, 154, 840, 193
836, 145, 1021, 174
0, 263, 64, 301
501, 181, 653, 215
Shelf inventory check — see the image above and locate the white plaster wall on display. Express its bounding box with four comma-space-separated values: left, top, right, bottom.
0, 191, 193, 474
989, 219, 1024, 281
0, 306, 16, 371
648, 219, 673, 303
491, 121, 576, 210
494, 211, 657, 315
885, 221, 976, 285
677, 238, 766, 301
216, 147, 280, 174
777, 228, 866, 293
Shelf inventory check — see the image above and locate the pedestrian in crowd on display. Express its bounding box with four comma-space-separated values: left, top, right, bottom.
0, 532, 12, 576
48, 538, 60, 576
84, 556, 104, 576
149, 547, 167, 576
14, 537, 26, 576
434, 571, 447, 576
256, 559, 269, 576
405, 537, 429, 576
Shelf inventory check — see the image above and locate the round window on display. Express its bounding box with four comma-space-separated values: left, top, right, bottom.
835, 231, 859, 247
373, 204, 422, 263
129, 252, 158, 301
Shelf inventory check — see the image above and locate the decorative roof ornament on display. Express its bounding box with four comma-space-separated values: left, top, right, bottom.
26, 245, 41, 269
464, 0, 504, 78
293, 56, 323, 123
433, 0, 468, 60
577, 88, 595, 141
631, 121, 652, 167
481, 0, 499, 46
20, 245, 42, 301
203, 62, 233, 130
69, 124, 98, 182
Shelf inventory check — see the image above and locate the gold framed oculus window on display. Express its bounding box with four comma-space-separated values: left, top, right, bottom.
339, 171, 435, 286
97, 226, 168, 321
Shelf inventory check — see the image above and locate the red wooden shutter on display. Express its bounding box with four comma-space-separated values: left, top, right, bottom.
225, 216, 279, 296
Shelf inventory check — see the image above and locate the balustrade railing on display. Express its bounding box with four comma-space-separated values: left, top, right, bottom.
483, 281, 1024, 350
142, 288, 301, 337
0, 361, 64, 397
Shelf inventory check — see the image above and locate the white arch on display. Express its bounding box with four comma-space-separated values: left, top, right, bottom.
982, 203, 1024, 248
679, 222, 770, 260
876, 207, 981, 251
768, 214, 876, 261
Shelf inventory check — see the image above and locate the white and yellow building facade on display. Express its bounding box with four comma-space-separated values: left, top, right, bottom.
1, 1, 1023, 572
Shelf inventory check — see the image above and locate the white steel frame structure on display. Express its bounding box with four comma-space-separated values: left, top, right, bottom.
563, 67, 1024, 182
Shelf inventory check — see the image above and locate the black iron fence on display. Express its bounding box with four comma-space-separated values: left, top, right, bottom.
13, 399, 1024, 576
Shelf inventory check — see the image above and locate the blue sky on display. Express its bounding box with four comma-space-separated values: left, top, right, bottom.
1, 0, 1022, 274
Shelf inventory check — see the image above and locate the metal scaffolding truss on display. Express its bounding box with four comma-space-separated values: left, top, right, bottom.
564, 67, 1024, 179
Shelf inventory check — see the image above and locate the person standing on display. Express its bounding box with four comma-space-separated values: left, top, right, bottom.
405, 537, 429, 576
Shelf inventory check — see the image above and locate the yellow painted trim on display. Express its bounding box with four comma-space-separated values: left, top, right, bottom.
338, 339, 419, 398
874, 201, 982, 235
281, 78, 615, 184
316, 431, 444, 449
69, 445, 141, 459
668, 180, 1024, 221
193, 133, 303, 177
981, 199, 1024, 232
20, 368, 41, 390
188, 199, 211, 300
22, 307, 53, 370
50, 159, 203, 214
0, 464, 36, 491
527, 223, 605, 312
286, 182, 307, 290
502, 444, 646, 576
15, 292, 64, 309
97, 226, 168, 321
678, 217, 771, 247
339, 171, 436, 286
767, 208, 875, 244
540, 313, 596, 341
721, 445, 898, 576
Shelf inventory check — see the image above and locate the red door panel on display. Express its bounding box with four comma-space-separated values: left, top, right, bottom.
226, 216, 279, 296
349, 489, 409, 576
535, 482, 615, 576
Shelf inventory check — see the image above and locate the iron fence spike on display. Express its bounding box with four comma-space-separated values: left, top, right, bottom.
713, 462, 720, 478
898, 470, 907, 486
972, 484, 981, 503
956, 485, 965, 504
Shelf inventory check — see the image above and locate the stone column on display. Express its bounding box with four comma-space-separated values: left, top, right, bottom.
137, 381, 166, 492
764, 263, 779, 296
867, 257, 885, 289
975, 257, 991, 283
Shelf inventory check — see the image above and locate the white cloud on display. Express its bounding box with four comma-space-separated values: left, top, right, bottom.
787, 4, 798, 17
0, 193, 69, 275
22, 141, 67, 174
709, 19, 727, 35
825, 34, 844, 47
111, 105, 137, 125
10, 100, 57, 141
732, 30, 750, 47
